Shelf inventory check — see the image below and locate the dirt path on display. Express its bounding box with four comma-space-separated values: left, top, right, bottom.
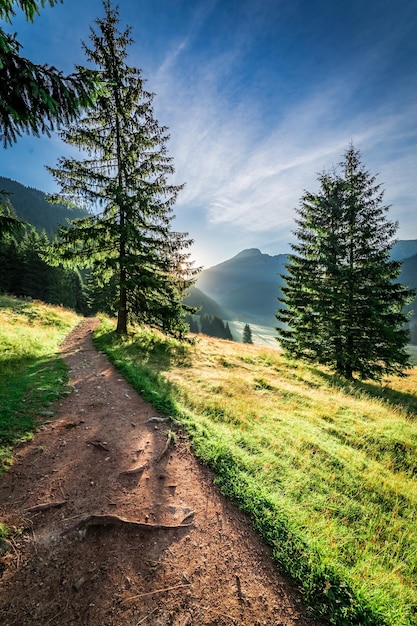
0, 319, 323, 626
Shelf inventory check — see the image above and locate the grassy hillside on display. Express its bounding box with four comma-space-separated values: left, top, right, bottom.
95, 321, 417, 626
0, 295, 81, 474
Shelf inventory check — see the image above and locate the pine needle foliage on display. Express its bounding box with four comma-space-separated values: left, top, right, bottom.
243, 323, 253, 344
277, 146, 414, 380
0, 1, 96, 146
0, 195, 23, 238
47, 1, 198, 336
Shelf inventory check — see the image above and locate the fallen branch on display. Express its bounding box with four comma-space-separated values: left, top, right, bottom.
156, 430, 175, 463
119, 464, 147, 476
61, 513, 193, 537
27, 500, 67, 513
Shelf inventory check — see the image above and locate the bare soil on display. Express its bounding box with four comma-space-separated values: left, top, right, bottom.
0, 319, 324, 626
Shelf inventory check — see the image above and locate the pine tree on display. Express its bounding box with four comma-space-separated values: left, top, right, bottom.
410, 322, 417, 346
0, 1, 96, 146
0, 195, 23, 239
200, 314, 212, 336
0, 231, 22, 293
224, 322, 233, 341
277, 145, 414, 380
19, 228, 51, 300
242, 323, 253, 344
47, 1, 198, 336
212, 315, 227, 338
186, 315, 199, 334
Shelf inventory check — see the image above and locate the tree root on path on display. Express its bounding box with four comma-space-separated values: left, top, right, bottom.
26, 500, 67, 513
87, 440, 110, 451
118, 464, 148, 476
156, 430, 175, 463
61, 513, 194, 538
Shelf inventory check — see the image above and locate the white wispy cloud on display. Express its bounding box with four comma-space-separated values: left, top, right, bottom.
151, 37, 417, 248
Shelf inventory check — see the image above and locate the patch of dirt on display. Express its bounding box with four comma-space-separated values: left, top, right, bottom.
0, 319, 324, 625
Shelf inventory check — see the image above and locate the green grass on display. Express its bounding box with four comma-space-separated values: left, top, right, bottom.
94, 318, 417, 626
0, 295, 81, 474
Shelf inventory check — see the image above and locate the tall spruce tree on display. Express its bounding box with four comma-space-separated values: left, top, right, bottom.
47, 1, 198, 336
277, 145, 414, 380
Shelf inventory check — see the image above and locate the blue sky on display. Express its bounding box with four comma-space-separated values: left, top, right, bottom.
1, 0, 416, 268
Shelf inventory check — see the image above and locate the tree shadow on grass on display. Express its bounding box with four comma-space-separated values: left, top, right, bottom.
93, 329, 186, 417
96, 328, 193, 372
313, 368, 417, 419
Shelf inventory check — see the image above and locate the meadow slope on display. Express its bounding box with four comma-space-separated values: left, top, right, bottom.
1, 294, 416, 625
94, 321, 417, 626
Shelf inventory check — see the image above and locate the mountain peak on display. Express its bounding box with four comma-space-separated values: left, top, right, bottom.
233, 248, 262, 259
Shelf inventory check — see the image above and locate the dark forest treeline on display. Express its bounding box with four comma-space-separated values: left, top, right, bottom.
187, 314, 234, 340
0, 182, 111, 316
0, 196, 97, 314
0, 221, 88, 313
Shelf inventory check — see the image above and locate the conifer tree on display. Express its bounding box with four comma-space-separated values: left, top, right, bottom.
20, 228, 51, 300
243, 323, 253, 344
0, 231, 22, 293
277, 145, 414, 380
224, 322, 233, 341
199, 314, 233, 339
47, 1, 198, 336
0, 195, 23, 239
0, 1, 96, 146
186, 315, 199, 334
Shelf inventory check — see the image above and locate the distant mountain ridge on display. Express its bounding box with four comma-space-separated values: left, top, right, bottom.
391, 241, 417, 261
197, 248, 287, 296
0, 176, 89, 236
191, 244, 417, 333
193, 248, 288, 325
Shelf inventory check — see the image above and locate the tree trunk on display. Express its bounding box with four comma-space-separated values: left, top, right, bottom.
113, 50, 127, 336
344, 364, 354, 380
116, 206, 127, 335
